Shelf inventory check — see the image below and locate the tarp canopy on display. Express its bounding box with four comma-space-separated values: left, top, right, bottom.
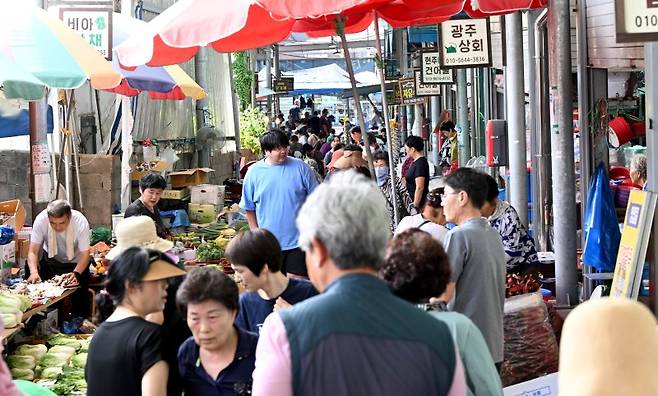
258, 63, 375, 95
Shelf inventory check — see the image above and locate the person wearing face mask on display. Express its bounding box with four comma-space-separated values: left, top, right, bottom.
177, 267, 259, 396
373, 151, 414, 232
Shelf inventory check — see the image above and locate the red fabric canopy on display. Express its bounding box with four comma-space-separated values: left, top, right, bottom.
115, 0, 547, 68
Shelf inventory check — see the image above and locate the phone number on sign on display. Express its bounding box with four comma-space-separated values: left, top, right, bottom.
635, 14, 658, 28
445, 56, 487, 64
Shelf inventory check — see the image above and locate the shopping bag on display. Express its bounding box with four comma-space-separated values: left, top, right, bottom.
582, 163, 621, 272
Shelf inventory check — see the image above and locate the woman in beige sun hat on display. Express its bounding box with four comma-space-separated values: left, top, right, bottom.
104, 215, 188, 396
559, 298, 658, 395
105, 216, 174, 260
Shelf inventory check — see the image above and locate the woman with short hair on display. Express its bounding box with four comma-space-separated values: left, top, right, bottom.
177, 267, 258, 396
381, 229, 503, 396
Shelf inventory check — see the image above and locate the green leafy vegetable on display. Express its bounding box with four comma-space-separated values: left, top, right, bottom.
10, 367, 34, 381
7, 354, 36, 370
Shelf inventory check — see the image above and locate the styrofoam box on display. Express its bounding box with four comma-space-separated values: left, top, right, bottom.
191, 184, 225, 206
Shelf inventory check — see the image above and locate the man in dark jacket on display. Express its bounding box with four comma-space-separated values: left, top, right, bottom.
252, 170, 467, 396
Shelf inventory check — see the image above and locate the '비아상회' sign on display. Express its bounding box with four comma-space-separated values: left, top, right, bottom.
60, 8, 113, 60
439, 18, 492, 68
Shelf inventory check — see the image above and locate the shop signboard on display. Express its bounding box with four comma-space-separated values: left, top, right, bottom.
414, 70, 442, 96
398, 78, 426, 105
389, 81, 402, 105
615, 0, 658, 43
273, 77, 294, 93
420, 49, 454, 84
385, 58, 401, 81
60, 7, 113, 60
610, 190, 658, 299
438, 18, 492, 68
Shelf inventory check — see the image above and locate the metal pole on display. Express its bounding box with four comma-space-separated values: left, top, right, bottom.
527, 10, 540, 240
456, 68, 470, 166
194, 47, 211, 167
576, 0, 591, 223
273, 44, 281, 116
533, 9, 552, 252
398, 28, 410, 142
338, 18, 376, 178
469, 68, 478, 157
576, 0, 593, 298
505, 11, 529, 226
645, 42, 658, 316
374, 16, 400, 224
29, 97, 49, 217
548, 0, 578, 306
430, 96, 441, 168
266, 46, 273, 122
250, 49, 257, 108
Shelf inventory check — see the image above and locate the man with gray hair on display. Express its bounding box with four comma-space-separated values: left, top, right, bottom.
27, 200, 91, 313
252, 170, 466, 396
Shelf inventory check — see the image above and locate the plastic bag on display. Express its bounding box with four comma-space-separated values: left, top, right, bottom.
581, 163, 621, 272
500, 292, 559, 387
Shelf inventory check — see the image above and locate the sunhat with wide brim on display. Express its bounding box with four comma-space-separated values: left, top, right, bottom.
142, 258, 186, 281
105, 215, 173, 260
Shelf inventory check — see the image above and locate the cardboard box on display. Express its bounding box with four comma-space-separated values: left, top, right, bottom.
503, 372, 558, 396
0, 199, 26, 233
188, 203, 218, 224
191, 184, 225, 206
0, 241, 16, 271
162, 188, 190, 200
131, 160, 168, 181
169, 168, 214, 189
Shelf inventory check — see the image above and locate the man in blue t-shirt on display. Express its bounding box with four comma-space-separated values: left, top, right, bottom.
226, 228, 318, 334
240, 129, 319, 277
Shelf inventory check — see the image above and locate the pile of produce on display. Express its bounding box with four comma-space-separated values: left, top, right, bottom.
173, 232, 202, 248
500, 292, 559, 386
506, 273, 541, 298
6, 334, 90, 395
0, 291, 32, 328
196, 241, 225, 261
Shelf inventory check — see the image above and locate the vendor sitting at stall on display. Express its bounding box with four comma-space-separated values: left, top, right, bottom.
125, 173, 170, 238
26, 199, 91, 314
630, 154, 647, 190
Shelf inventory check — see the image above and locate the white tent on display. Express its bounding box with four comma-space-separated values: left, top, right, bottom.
258, 63, 375, 95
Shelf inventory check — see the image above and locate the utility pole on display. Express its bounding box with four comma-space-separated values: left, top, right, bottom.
456, 68, 470, 165
505, 11, 529, 226
548, 0, 578, 306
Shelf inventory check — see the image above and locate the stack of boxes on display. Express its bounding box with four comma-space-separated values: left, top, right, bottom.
162, 168, 225, 224
189, 184, 226, 224
0, 199, 26, 281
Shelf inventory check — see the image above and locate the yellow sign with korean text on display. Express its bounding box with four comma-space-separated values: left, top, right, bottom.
611, 189, 657, 299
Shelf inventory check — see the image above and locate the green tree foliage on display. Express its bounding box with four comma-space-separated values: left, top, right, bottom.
239, 106, 267, 155
232, 52, 252, 110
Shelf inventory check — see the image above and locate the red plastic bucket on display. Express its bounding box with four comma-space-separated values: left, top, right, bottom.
609, 116, 633, 148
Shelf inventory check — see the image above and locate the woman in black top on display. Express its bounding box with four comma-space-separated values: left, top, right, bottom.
124, 173, 169, 238
86, 247, 186, 396
404, 136, 430, 210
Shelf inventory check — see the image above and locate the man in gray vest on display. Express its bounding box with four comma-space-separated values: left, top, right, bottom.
252, 170, 467, 396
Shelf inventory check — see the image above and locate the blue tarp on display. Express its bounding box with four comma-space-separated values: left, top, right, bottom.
0, 106, 54, 138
